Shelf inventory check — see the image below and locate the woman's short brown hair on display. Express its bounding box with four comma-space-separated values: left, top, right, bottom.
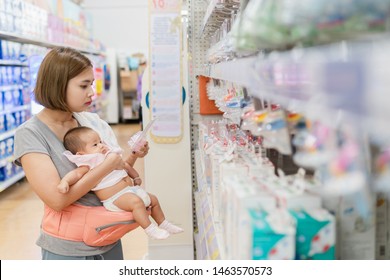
34, 47, 93, 112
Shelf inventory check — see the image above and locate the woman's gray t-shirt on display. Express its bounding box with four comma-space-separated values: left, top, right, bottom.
13, 112, 119, 257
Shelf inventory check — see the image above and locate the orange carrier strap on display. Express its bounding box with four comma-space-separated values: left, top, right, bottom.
42, 204, 140, 246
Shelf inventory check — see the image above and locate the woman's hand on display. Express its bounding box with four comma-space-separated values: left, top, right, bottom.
132, 141, 149, 158
126, 142, 149, 167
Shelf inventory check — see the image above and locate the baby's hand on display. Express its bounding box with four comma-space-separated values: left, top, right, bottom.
133, 177, 142, 186
105, 152, 125, 170
58, 181, 69, 194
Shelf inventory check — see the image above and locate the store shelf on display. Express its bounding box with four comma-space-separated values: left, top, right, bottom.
203, 56, 256, 86
0, 154, 15, 167
200, 0, 239, 38
200, 0, 218, 36
0, 105, 30, 116
0, 2, 109, 198
203, 38, 390, 134
0, 60, 29, 67
0, 129, 18, 141
191, 0, 390, 261
0, 30, 105, 56
0, 172, 25, 193
0, 84, 24, 91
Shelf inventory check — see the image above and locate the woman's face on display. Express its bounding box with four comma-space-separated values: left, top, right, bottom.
66, 67, 95, 112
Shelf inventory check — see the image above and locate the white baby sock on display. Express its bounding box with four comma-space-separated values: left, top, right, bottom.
159, 220, 184, 234
145, 224, 170, 240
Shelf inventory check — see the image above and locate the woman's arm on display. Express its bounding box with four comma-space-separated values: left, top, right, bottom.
21, 152, 124, 211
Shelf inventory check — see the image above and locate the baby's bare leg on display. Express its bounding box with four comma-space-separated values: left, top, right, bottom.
148, 193, 184, 234
113, 192, 151, 228
114, 191, 169, 239
149, 193, 165, 225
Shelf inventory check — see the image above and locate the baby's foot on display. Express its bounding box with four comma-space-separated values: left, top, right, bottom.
145, 224, 170, 240
159, 220, 184, 234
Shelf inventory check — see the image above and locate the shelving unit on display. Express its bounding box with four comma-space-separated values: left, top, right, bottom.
0, 52, 31, 192
0, 60, 28, 67
0, 30, 105, 56
0, 0, 107, 192
189, 0, 390, 260
202, 56, 255, 86
117, 53, 144, 122
0, 172, 24, 192
202, 39, 390, 135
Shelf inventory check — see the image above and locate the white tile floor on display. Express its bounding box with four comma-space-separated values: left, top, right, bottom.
0, 123, 148, 260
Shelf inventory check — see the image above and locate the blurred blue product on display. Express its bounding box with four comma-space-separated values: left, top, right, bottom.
127, 57, 139, 70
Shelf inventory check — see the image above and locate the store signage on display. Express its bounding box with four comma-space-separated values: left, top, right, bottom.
148, 0, 183, 143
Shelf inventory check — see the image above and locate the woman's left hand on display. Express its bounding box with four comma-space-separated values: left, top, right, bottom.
133, 141, 149, 158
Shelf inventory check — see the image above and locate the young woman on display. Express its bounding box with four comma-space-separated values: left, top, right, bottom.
13, 47, 149, 260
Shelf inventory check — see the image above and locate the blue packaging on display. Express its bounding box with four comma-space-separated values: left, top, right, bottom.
290, 209, 336, 260
249, 209, 296, 260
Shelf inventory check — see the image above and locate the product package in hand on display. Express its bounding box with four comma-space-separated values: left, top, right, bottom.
128, 119, 156, 152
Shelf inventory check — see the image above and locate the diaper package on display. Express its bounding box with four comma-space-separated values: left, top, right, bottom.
231, 186, 277, 259
289, 208, 336, 259
248, 208, 296, 260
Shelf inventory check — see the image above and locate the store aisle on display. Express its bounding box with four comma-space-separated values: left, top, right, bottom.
0, 123, 148, 260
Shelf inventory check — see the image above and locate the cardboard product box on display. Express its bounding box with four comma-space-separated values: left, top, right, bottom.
120, 70, 138, 92
122, 99, 133, 119
198, 76, 223, 115
210, 151, 239, 223
218, 161, 249, 238
338, 193, 376, 260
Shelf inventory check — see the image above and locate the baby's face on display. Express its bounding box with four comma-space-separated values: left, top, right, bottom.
79, 131, 109, 154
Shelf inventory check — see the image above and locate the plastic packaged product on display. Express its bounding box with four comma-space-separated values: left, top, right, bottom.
233, 0, 390, 51
292, 120, 336, 169
373, 148, 390, 192
248, 208, 296, 260
289, 208, 336, 260
313, 127, 368, 197
127, 119, 156, 152
261, 110, 292, 155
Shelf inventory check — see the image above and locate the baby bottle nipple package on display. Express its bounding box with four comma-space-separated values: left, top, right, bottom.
127, 119, 156, 152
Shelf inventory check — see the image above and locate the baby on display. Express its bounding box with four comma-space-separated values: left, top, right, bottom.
58, 126, 183, 240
